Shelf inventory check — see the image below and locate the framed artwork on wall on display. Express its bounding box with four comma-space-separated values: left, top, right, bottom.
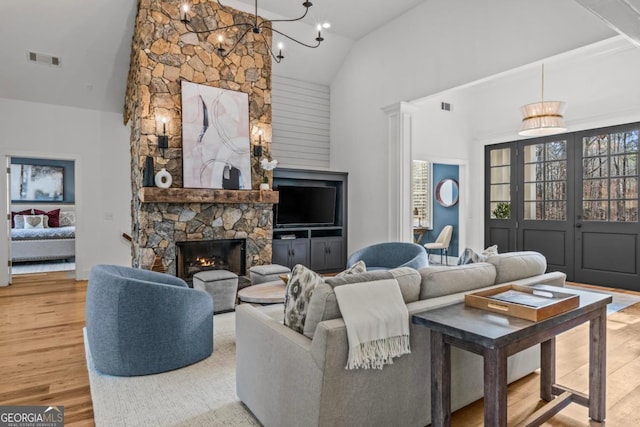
10, 164, 64, 202
181, 81, 252, 190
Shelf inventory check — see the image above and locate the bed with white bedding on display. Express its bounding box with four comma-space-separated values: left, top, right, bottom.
11, 226, 76, 262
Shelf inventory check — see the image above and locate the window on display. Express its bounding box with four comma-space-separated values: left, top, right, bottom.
412, 160, 432, 228
489, 148, 511, 219
582, 131, 638, 222
523, 140, 568, 221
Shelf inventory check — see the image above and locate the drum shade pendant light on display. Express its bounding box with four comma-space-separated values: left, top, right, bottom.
518, 64, 567, 137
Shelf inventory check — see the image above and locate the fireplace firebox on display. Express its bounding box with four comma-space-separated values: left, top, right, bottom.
176, 239, 246, 284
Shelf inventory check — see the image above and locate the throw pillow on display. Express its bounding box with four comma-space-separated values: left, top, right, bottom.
11, 209, 33, 228
13, 215, 25, 229
24, 214, 47, 229
59, 211, 76, 227
335, 260, 366, 278
482, 244, 498, 257
283, 264, 325, 334
34, 208, 60, 227
457, 245, 498, 265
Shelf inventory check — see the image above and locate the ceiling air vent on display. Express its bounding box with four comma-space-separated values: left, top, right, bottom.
27, 51, 61, 67
441, 102, 451, 112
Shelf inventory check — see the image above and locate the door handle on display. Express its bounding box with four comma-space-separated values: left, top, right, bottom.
575, 223, 582, 228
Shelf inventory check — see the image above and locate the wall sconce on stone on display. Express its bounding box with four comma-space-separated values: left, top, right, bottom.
157, 117, 168, 156
254, 129, 263, 157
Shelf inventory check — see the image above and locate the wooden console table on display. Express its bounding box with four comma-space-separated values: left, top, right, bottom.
412, 285, 612, 426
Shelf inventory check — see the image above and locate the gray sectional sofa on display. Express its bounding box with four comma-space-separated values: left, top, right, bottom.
236, 251, 566, 427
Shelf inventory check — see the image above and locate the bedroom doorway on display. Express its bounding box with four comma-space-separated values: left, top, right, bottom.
7, 155, 77, 278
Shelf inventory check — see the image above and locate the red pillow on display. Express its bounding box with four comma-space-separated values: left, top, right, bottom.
11, 209, 33, 228
34, 209, 60, 228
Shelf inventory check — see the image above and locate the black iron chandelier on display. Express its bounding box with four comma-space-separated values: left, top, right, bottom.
177, 0, 328, 63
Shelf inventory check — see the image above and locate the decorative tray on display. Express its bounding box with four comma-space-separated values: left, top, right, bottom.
464, 284, 579, 321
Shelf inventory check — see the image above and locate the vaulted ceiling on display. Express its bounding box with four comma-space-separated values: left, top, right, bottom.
0, 1, 636, 114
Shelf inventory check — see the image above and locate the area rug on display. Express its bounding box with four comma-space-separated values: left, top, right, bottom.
85, 312, 260, 427
86, 287, 640, 426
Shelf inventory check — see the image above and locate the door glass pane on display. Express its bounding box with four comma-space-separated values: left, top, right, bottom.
491, 184, 510, 201
524, 163, 544, 182
582, 130, 639, 223
489, 147, 511, 219
546, 181, 566, 201
610, 200, 638, 222
609, 154, 637, 177
522, 141, 567, 221
583, 157, 608, 178
523, 201, 542, 220
583, 136, 608, 157
610, 178, 638, 200
583, 201, 608, 221
523, 183, 541, 202
490, 166, 510, 183
546, 141, 566, 160
609, 131, 639, 154
546, 161, 567, 181
490, 148, 510, 166
583, 179, 608, 200
624, 131, 639, 152
546, 202, 567, 221
524, 144, 544, 163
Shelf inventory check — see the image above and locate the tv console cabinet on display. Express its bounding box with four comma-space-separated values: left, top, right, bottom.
272, 168, 347, 273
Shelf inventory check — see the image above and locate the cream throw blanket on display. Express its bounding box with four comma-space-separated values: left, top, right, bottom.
334, 278, 410, 370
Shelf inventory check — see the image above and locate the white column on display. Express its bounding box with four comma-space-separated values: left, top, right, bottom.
382, 101, 418, 243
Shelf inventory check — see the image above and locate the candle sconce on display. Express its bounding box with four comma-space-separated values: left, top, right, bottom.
253, 129, 263, 157
157, 117, 168, 156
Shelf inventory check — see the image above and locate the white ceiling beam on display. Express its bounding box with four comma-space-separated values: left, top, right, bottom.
575, 0, 640, 46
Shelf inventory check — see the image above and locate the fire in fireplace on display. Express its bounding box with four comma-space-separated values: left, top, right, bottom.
176, 239, 246, 283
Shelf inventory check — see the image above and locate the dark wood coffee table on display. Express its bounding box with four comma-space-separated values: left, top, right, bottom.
412, 284, 612, 426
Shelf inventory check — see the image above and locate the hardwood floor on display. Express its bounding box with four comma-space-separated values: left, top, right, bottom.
1, 276, 639, 426
0, 272, 94, 426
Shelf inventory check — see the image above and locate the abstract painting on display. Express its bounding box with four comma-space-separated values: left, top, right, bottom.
181, 81, 252, 190
10, 164, 64, 202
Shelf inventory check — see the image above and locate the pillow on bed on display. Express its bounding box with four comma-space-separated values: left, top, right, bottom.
11, 209, 33, 228
34, 209, 60, 227
23, 214, 48, 229
59, 211, 76, 227
13, 215, 25, 229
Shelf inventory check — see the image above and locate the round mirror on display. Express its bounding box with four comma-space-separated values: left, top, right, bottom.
435, 178, 459, 207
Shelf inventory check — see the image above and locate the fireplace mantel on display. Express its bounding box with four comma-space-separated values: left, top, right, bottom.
139, 188, 279, 204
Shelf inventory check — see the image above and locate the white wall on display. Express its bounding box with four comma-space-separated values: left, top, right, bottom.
0, 98, 132, 285
409, 36, 640, 253
330, 0, 615, 253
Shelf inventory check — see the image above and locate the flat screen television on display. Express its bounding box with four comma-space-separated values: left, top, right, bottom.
275, 185, 337, 226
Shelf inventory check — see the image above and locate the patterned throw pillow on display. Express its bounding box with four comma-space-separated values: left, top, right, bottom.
482, 245, 498, 257
59, 211, 76, 227
284, 264, 325, 333
335, 260, 366, 278
24, 214, 47, 229
457, 245, 499, 265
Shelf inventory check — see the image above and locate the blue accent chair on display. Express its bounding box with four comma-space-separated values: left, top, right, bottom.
347, 242, 429, 271
86, 265, 214, 376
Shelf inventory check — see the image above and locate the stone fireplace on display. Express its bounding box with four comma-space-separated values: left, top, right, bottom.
123, 0, 278, 274
176, 238, 246, 282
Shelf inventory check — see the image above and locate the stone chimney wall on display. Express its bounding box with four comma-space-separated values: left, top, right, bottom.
124, 0, 275, 273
